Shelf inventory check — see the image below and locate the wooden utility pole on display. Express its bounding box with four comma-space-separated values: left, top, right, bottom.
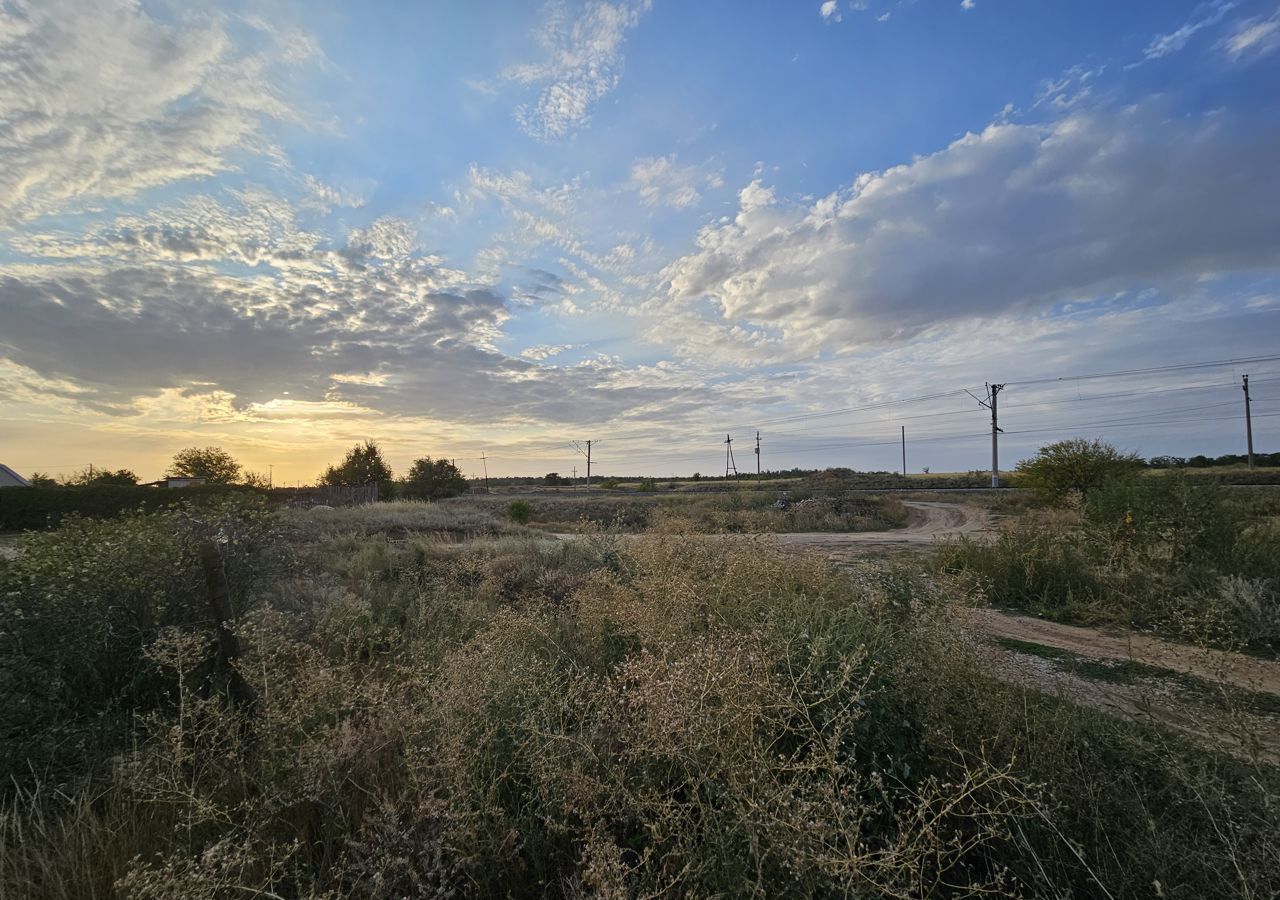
901, 426, 906, 476
1243, 374, 1255, 469
724, 434, 739, 480
755, 431, 761, 479
480, 453, 490, 490
573, 440, 594, 489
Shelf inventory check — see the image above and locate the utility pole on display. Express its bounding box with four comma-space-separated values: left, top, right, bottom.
1243, 374, 1255, 469
987, 384, 1004, 487
572, 465, 577, 485
269, 464, 273, 488
970, 384, 1004, 487
754, 431, 761, 479
572, 440, 594, 489
480, 453, 490, 490
724, 434, 739, 480
901, 426, 906, 476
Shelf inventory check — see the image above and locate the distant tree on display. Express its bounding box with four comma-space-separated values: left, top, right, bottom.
1014, 438, 1143, 504
27, 472, 57, 487
321, 441, 395, 498
241, 470, 272, 489
64, 467, 139, 486
168, 446, 242, 484
544, 471, 565, 486
692, 472, 702, 481
401, 457, 468, 500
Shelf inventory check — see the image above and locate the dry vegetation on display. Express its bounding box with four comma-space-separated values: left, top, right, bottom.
0, 486, 1277, 898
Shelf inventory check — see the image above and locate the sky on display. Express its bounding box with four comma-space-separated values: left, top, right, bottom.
2, 0, 1279, 483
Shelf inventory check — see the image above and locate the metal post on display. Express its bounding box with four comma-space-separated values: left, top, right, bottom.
1244, 374, 1255, 469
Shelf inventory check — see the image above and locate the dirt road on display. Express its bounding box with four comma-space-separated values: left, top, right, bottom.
770, 500, 990, 554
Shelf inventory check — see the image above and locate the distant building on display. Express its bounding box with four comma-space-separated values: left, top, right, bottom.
0, 464, 30, 488
141, 476, 209, 488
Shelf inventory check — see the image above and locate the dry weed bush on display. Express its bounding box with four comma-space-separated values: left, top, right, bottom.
3, 503, 1278, 898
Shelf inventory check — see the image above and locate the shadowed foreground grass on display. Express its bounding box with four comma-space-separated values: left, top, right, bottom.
0, 503, 1277, 898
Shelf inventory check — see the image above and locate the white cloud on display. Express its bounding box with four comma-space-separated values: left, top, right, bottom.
503, 0, 652, 139
627, 155, 722, 209
1222, 14, 1280, 58
0, 0, 313, 226
661, 106, 1280, 357
961, 0, 975, 10
820, 2, 842, 23
1141, 1, 1235, 61
520, 344, 579, 361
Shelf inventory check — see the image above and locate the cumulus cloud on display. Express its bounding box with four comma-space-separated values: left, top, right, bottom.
503, 0, 651, 139
820, 2, 842, 23
0, 0, 311, 226
661, 106, 1280, 356
628, 155, 723, 209
520, 344, 580, 361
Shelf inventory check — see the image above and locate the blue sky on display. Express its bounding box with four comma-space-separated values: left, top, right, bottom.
2, 0, 1279, 481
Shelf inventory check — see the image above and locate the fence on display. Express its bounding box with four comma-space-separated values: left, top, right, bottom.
269, 483, 378, 508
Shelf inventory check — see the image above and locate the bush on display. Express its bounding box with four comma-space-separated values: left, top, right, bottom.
0, 498, 281, 783
505, 499, 532, 524
1014, 438, 1143, 504
0, 484, 254, 531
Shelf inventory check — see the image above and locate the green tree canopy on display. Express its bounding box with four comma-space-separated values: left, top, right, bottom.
401, 457, 468, 500
321, 441, 395, 498
1014, 438, 1144, 504
168, 446, 242, 484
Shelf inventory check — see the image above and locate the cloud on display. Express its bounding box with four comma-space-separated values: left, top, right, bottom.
503, 0, 652, 139
661, 106, 1280, 357
520, 344, 580, 361
820, 2, 842, 23
1222, 13, 1280, 58
1140, 1, 1235, 61
628, 154, 722, 209
0, 0, 313, 226
961, 0, 975, 10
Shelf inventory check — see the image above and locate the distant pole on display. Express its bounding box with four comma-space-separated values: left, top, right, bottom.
572, 465, 577, 485
901, 426, 906, 476
1243, 374, 1255, 469
586, 440, 592, 489
268, 464, 273, 488
755, 431, 761, 479
724, 434, 739, 480
480, 453, 490, 490
988, 383, 1004, 488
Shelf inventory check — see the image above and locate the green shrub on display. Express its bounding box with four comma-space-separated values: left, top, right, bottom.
0, 484, 256, 531
1015, 437, 1144, 504
505, 499, 532, 524
0, 499, 281, 783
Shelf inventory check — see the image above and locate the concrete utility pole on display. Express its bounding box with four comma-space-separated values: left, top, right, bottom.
573, 439, 594, 489
970, 384, 1005, 487
755, 431, 761, 478
1243, 374, 1255, 469
987, 384, 1004, 487
724, 434, 739, 480
901, 426, 906, 476
480, 453, 490, 490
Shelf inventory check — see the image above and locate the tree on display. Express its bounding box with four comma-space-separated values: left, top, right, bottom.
64, 467, 139, 486
400, 457, 468, 500
321, 441, 395, 498
27, 472, 57, 487
168, 446, 242, 484
241, 470, 272, 489
1014, 438, 1143, 504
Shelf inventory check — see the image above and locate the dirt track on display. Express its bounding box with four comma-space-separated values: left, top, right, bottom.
771, 500, 990, 552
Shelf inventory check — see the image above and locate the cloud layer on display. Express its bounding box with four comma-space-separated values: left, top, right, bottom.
663, 107, 1280, 354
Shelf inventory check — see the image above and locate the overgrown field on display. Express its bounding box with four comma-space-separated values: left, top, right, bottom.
465, 488, 910, 534
1, 498, 1277, 898
940, 479, 1280, 654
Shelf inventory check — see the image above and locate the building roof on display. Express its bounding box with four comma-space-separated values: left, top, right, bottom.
0, 464, 31, 487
